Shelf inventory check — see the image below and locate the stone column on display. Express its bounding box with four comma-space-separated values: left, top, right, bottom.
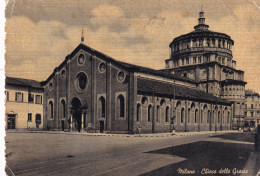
203, 38, 206, 47
70, 115, 72, 131
81, 112, 84, 132
216, 39, 218, 48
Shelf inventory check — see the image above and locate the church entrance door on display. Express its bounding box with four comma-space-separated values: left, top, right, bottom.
99, 121, 104, 133
73, 110, 82, 132
71, 97, 82, 132
61, 120, 64, 131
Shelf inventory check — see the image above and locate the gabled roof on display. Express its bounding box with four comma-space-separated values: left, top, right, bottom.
44, 43, 197, 85
5, 76, 43, 89
137, 77, 230, 105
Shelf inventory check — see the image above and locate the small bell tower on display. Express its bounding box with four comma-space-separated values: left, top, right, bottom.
81, 29, 84, 44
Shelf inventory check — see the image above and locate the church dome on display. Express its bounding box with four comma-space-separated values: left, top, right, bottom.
169, 10, 234, 58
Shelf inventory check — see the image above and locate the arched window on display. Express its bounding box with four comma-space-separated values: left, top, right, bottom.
218, 111, 220, 123
207, 39, 210, 47
207, 110, 210, 123
181, 108, 185, 123
61, 99, 66, 118
212, 38, 215, 47
188, 108, 190, 123
137, 104, 141, 122
148, 105, 152, 122
227, 112, 230, 123
201, 109, 203, 123
223, 111, 225, 124
156, 105, 160, 122
195, 109, 198, 123
49, 101, 54, 119
99, 96, 106, 118
199, 39, 203, 47
165, 106, 169, 122
117, 95, 125, 118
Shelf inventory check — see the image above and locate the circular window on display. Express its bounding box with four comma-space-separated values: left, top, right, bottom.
117, 71, 126, 82
61, 69, 66, 79
99, 62, 106, 73
78, 54, 85, 65
75, 72, 88, 93
49, 82, 53, 91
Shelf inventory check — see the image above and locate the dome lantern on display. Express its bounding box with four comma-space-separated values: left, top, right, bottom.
194, 7, 209, 31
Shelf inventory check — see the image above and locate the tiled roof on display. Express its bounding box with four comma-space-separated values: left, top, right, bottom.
221, 79, 247, 85
5, 76, 43, 88
137, 78, 230, 104
245, 90, 259, 97
116, 60, 196, 84
170, 30, 234, 47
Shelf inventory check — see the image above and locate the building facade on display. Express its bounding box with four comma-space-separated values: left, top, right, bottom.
42, 43, 232, 133
244, 90, 260, 130
5, 77, 44, 130
164, 10, 246, 130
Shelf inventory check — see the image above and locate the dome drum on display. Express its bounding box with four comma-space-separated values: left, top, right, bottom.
171, 47, 232, 57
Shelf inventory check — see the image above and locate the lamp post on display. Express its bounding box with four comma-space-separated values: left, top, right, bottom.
171, 80, 176, 133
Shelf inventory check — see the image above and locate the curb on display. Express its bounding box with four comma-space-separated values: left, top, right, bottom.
6, 130, 242, 138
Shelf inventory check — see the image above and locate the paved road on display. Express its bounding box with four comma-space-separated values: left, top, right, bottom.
5, 132, 255, 176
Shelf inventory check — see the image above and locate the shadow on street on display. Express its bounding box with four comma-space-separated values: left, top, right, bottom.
142, 140, 253, 176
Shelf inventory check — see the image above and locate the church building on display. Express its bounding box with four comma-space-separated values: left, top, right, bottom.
42, 10, 244, 133
163, 10, 246, 130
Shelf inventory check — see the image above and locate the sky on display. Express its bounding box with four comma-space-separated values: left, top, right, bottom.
4, 0, 260, 93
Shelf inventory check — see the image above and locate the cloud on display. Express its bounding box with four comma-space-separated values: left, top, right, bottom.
89, 4, 129, 33
209, 3, 260, 92
5, 2, 260, 93
5, 16, 78, 81
91, 4, 125, 18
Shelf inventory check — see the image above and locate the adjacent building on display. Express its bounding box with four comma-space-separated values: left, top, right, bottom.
244, 90, 260, 129
5, 76, 44, 130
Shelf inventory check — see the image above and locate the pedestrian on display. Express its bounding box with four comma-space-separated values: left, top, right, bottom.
138, 126, 141, 137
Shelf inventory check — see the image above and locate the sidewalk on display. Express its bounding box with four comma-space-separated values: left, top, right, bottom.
241, 151, 260, 176
6, 129, 241, 138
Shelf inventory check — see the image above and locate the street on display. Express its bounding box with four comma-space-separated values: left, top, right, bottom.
5, 132, 256, 176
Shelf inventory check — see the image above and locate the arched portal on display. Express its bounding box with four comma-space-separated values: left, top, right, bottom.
70, 97, 86, 132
